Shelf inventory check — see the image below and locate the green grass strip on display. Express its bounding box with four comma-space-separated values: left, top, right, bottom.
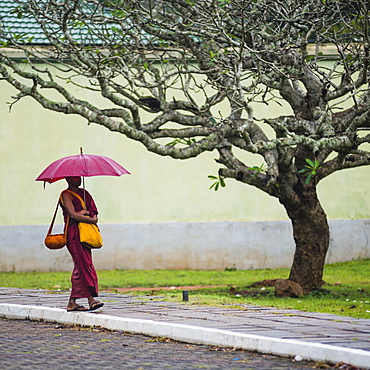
1, 259, 369, 319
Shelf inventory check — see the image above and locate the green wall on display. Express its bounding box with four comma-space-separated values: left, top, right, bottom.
0, 67, 369, 227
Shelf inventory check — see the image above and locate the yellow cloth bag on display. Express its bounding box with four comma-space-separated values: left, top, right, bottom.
78, 222, 103, 249
64, 190, 103, 249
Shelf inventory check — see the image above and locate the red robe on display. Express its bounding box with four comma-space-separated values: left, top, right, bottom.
61, 188, 99, 299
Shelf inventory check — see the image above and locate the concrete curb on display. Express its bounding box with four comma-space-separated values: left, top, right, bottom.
1, 303, 370, 369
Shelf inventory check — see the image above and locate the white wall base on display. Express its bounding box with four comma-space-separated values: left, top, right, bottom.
1, 219, 369, 272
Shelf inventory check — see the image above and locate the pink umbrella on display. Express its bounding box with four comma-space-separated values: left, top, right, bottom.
36, 149, 130, 183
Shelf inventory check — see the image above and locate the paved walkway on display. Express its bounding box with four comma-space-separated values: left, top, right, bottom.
1, 287, 370, 369
1, 318, 320, 369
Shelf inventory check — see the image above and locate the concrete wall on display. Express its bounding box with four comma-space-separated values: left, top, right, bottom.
1, 61, 370, 272
1, 219, 369, 272
1, 62, 370, 228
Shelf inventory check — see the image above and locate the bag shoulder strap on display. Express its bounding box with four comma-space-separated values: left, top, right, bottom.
61, 189, 87, 210
47, 198, 69, 235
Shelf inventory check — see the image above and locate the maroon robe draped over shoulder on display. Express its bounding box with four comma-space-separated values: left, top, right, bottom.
61, 188, 99, 299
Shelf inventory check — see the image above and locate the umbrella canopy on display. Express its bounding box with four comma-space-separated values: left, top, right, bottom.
36, 153, 130, 183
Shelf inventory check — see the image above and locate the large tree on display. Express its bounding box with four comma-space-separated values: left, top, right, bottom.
1, 0, 370, 291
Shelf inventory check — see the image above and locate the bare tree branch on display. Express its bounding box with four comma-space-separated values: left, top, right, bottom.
2, 0, 370, 195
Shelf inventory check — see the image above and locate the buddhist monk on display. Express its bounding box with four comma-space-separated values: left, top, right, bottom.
60, 176, 104, 312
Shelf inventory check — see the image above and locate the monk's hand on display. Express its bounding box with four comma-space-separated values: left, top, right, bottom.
90, 215, 98, 224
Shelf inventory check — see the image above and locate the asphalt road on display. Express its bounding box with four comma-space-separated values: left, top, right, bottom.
0, 318, 322, 369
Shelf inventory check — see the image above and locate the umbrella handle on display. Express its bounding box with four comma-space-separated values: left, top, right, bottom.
82, 176, 86, 205
79, 148, 86, 204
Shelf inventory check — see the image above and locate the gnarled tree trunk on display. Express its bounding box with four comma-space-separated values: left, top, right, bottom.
280, 183, 330, 292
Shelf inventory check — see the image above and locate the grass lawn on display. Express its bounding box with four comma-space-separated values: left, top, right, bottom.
1, 259, 369, 319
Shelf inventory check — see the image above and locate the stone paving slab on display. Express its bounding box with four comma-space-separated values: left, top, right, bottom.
1, 287, 370, 369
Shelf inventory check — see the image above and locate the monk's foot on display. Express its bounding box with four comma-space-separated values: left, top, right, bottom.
88, 301, 104, 311
67, 305, 87, 312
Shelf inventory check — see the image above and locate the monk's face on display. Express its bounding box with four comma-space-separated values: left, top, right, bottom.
65, 176, 82, 188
